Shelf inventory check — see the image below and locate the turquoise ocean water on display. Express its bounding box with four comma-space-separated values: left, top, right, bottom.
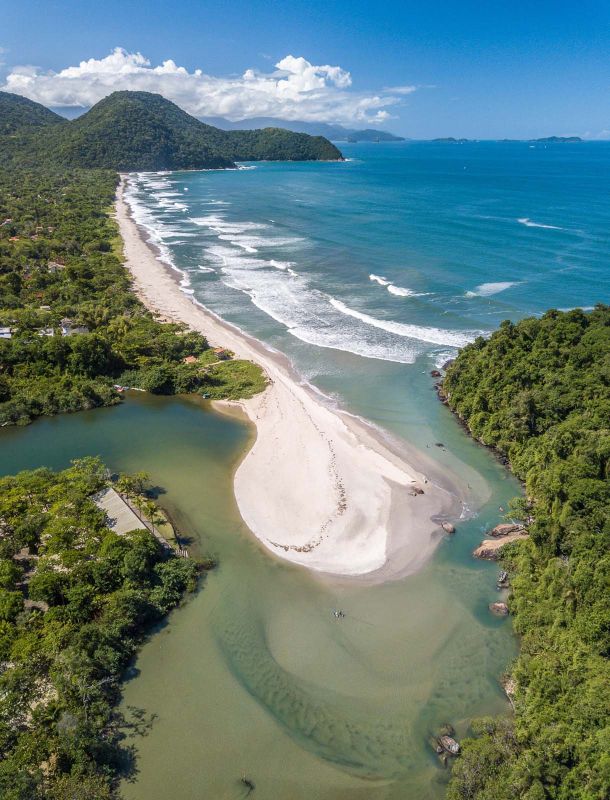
125, 140, 610, 458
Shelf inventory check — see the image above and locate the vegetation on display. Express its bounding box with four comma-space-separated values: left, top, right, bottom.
442, 306, 610, 800
0, 458, 200, 799
0, 91, 343, 171
0, 168, 266, 425
0, 92, 63, 136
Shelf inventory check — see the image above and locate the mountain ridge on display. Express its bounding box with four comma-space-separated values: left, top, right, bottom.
0, 91, 65, 135
200, 116, 405, 142
0, 90, 343, 170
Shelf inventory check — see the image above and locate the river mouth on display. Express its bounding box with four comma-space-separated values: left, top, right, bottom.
0, 391, 518, 800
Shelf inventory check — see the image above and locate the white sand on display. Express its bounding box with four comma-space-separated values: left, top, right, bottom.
115, 178, 462, 580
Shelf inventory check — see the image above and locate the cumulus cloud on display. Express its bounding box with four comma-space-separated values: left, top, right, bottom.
2, 47, 408, 124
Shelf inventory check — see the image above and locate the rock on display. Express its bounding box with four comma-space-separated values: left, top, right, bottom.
473, 531, 529, 560
430, 369, 442, 377
502, 676, 517, 708
434, 442, 445, 448
439, 723, 455, 737
490, 522, 526, 538
441, 521, 456, 534
489, 602, 509, 616
409, 486, 425, 496
428, 736, 443, 755
439, 735, 460, 755
496, 570, 509, 588
442, 359, 455, 370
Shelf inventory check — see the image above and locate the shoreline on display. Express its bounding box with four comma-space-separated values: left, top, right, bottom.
115, 175, 466, 582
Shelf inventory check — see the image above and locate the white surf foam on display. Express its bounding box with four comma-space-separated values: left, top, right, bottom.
330, 298, 479, 347
269, 260, 296, 271
370, 274, 429, 298
465, 281, 518, 298
387, 284, 430, 297
518, 217, 563, 230
128, 176, 477, 365
369, 274, 391, 286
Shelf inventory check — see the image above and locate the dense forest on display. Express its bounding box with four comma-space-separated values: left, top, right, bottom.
442, 307, 610, 800
0, 91, 342, 171
0, 458, 200, 799
0, 167, 265, 425
0, 91, 64, 136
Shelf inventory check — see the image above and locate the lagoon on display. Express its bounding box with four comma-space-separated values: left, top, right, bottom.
0, 391, 518, 799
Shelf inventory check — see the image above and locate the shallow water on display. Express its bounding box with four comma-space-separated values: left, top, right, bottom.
0, 393, 518, 800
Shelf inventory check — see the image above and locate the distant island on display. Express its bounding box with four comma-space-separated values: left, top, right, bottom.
0, 90, 343, 171
432, 137, 472, 143
532, 135, 582, 143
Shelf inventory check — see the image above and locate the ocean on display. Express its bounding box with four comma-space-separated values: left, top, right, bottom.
125, 140, 610, 377
124, 139, 610, 471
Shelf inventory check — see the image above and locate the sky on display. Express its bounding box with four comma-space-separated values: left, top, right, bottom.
1, 0, 609, 138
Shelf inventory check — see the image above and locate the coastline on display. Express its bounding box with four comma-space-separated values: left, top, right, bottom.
115, 175, 465, 581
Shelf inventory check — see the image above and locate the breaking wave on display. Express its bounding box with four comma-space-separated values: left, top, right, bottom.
465, 281, 518, 297
329, 299, 479, 347
517, 217, 563, 230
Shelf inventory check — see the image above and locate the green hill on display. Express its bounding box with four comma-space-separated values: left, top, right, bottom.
0, 90, 343, 170
0, 91, 64, 135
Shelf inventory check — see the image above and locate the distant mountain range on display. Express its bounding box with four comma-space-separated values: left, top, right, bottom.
200, 117, 405, 143
0, 91, 343, 171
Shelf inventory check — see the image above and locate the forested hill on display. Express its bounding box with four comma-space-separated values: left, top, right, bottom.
442, 307, 610, 800
0, 91, 64, 135
0, 90, 343, 171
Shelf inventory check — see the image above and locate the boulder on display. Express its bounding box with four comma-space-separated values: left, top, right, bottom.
489, 602, 509, 616
490, 522, 526, 538
430, 369, 442, 378
473, 531, 529, 560
409, 486, 425, 496
439, 735, 460, 755
441, 521, 456, 534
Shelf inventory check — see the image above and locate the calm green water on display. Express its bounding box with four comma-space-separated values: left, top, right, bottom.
0, 392, 518, 800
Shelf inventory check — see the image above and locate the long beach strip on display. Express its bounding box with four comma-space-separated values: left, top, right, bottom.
116, 177, 463, 581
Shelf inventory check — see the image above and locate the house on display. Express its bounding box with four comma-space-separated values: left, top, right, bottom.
213, 347, 231, 360
183, 355, 198, 364
60, 318, 89, 336
0, 327, 13, 340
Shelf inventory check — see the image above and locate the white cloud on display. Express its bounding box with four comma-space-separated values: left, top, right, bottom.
1, 47, 408, 125
383, 84, 417, 95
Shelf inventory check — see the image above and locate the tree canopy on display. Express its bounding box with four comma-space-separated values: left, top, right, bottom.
0, 91, 343, 171
0, 167, 265, 425
443, 306, 610, 800
0, 458, 200, 800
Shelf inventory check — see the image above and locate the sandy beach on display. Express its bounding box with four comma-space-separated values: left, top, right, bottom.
115, 177, 463, 580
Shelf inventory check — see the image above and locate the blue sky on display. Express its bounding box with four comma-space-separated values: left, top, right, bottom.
2, 0, 609, 138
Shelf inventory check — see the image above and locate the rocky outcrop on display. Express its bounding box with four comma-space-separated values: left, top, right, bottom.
473, 531, 529, 560
490, 522, 527, 537
489, 601, 509, 616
